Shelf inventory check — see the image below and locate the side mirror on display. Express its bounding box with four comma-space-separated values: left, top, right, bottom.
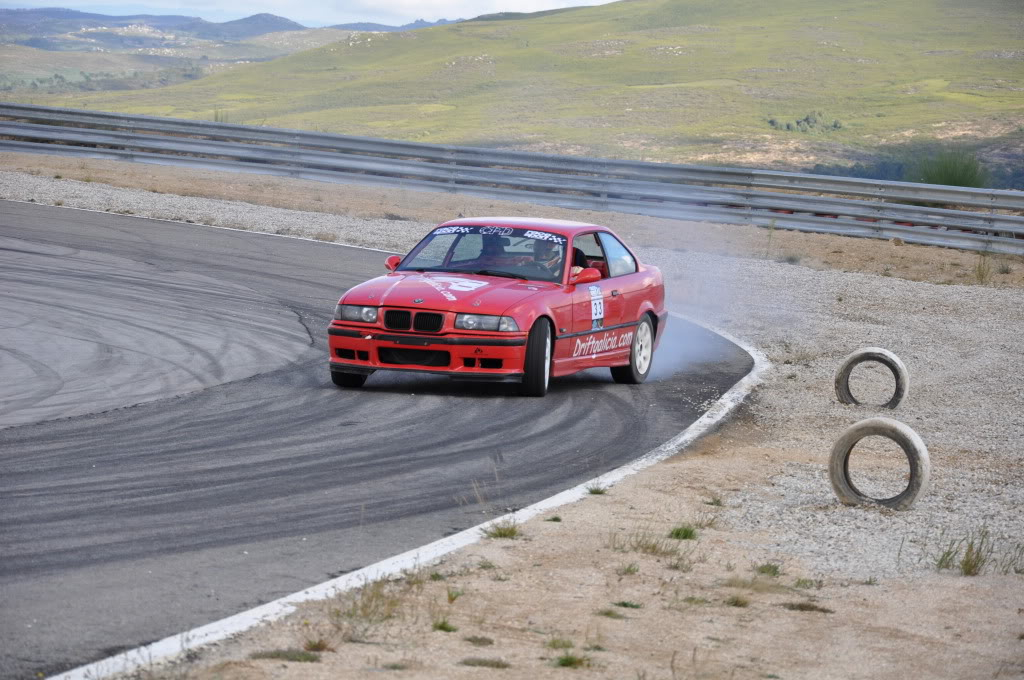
570, 267, 601, 285
384, 255, 401, 271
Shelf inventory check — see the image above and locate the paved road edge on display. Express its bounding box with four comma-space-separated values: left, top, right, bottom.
51, 319, 769, 680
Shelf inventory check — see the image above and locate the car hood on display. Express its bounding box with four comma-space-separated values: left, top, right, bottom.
341, 272, 555, 314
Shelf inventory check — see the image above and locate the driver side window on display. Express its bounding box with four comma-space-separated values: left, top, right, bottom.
572, 233, 608, 278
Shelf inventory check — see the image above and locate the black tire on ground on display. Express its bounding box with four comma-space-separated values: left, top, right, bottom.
520, 319, 552, 397
828, 417, 930, 511
331, 371, 369, 388
611, 315, 654, 384
834, 347, 908, 409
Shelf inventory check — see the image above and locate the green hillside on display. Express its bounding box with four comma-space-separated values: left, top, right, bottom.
13, 0, 1024, 166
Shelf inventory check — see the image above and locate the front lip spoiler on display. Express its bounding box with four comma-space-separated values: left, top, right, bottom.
328, 326, 526, 347
329, 362, 523, 383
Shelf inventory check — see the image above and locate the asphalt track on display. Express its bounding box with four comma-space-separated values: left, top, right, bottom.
0, 201, 753, 679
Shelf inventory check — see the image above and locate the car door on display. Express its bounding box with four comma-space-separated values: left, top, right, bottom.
596, 231, 645, 323
561, 232, 626, 368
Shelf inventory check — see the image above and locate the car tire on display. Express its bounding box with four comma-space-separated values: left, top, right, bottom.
520, 319, 552, 397
611, 315, 654, 384
834, 347, 908, 409
331, 370, 369, 388
828, 417, 930, 511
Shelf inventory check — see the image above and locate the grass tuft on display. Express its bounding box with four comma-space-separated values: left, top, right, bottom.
997, 543, 1024, 575
609, 528, 679, 557
616, 562, 639, 576
303, 638, 332, 652
447, 586, 464, 604
585, 482, 608, 495
464, 635, 494, 646
546, 638, 574, 649
433, 617, 458, 633
960, 529, 993, 576
794, 578, 822, 589
755, 562, 782, 577
482, 519, 520, 539
545, 515, 562, 522
936, 539, 963, 571
668, 525, 698, 541
724, 595, 749, 608
974, 252, 993, 285
782, 601, 834, 613
613, 600, 643, 609
328, 578, 405, 641
596, 608, 626, 619
554, 654, 590, 668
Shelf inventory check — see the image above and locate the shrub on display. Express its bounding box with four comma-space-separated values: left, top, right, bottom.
668, 525, 698, 540
907, 150, 988, 188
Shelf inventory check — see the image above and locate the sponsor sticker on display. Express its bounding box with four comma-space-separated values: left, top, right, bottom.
479, 226, 514, 236
422, 278, 457, 301
433, 226, 472, 235
588, 284, 604, 330
523, 229, 566, 244
432, 276, 489, 292
572, 328, 634, 357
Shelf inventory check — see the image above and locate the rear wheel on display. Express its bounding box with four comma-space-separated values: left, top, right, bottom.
611, 315, 654, 384
520, 319, 552, 397
331, 370, 369, 388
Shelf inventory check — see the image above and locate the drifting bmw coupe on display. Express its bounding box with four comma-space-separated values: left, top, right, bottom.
328, 217, 666, 396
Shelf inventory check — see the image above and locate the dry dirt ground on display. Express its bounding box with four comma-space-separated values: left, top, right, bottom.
2, 155, 1023, 680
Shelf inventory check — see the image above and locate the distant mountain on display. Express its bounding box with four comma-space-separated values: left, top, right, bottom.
329, 18, 461, 32
176, 13, 306, 40
0, 8, 305, 40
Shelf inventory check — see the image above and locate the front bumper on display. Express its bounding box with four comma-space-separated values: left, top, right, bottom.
328, 323, 527, 382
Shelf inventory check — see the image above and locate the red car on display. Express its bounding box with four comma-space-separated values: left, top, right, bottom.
328, 217, 666, 396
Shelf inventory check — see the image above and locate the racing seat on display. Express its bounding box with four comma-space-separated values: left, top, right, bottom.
572, 248, 589, 269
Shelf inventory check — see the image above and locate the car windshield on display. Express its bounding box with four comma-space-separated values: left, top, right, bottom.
398, 226, 568, 283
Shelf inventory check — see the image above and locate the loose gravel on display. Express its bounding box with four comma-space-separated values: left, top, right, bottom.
644, 248, 1024, 579
4, 168, 1022, 583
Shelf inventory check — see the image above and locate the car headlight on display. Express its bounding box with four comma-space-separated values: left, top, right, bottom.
455, 314, 520, 332
335, 305, 378, 323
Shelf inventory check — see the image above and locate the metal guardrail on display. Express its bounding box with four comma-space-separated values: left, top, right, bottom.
2, 102, 1022, 254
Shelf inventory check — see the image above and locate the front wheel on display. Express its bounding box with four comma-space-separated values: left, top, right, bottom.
520, 319, 552, 397
331, 370, 370, 388
611, 315, 654, 384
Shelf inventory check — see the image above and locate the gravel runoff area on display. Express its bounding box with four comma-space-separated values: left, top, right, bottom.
3, 167, 1023, 679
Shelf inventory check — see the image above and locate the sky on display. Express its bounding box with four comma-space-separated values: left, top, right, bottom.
0, 0, 618, 26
